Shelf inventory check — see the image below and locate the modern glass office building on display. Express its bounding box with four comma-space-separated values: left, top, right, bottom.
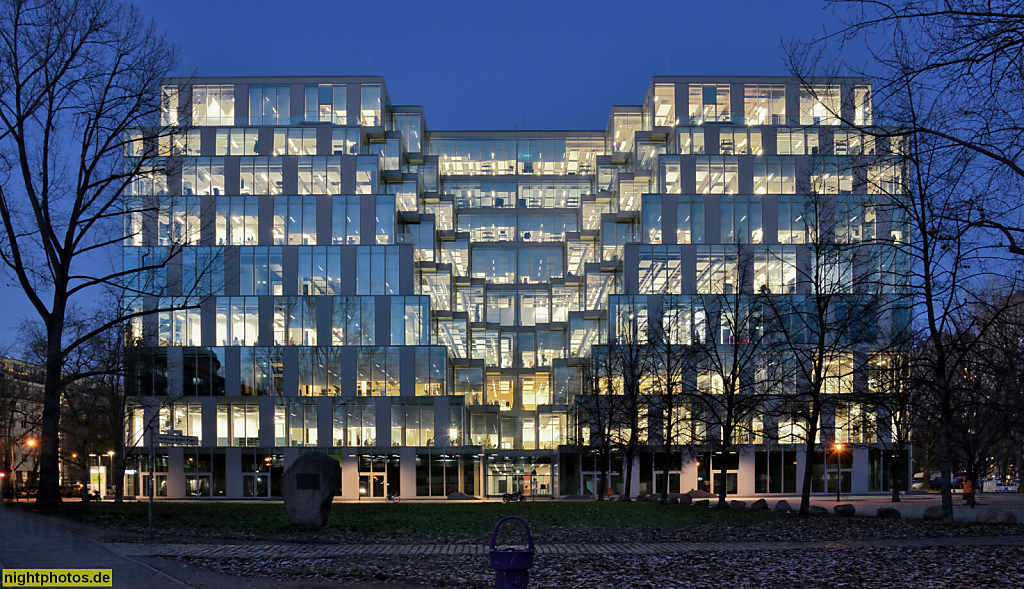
122, 76, 907, 499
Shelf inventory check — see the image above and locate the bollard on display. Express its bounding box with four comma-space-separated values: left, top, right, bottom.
489, 515, 535, 589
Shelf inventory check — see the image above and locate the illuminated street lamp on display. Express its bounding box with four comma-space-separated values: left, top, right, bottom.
834, 443, 844, 503
107, 451, 115, 498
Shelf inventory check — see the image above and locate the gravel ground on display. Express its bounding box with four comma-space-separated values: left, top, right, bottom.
184, 545, 1024, 588
162, 516, 1024, 588
113, 514, 1024, 545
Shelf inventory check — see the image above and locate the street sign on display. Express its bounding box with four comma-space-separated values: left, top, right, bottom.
154, 433, 198, 446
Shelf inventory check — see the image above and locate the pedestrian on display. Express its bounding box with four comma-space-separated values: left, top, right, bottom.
962, 478, 973, 507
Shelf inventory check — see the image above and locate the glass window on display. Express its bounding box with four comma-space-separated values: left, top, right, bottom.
356, 246, 400, 295
753, 246, 797, 294
720, 195, 763, 244
414, 348, 446, 396
471, 248, 517, 284
811, 160, 853, 194
331, 195, 360, 244
274, 297, 317, 346
853, 85, 872, 126
216, 297, 260, 346
653, 83, 676, 126
158, 302, 202, 346
274, 195, 317, 245
239, 246, 284, 296
356, 346, 400, 396
216, 402, 260, 446
298, 246, 343, 295
776, 128, 819, 155
642, 196, 662, 244
743, 84, 785, 125
157, 196, 201, 245
298, 156, 342, 195
688, 83, 731, 123
676, 196, 706, 244
284, 400, 318, 446
360, 84, 382, 126
238, 348, 283, 396
719, 128, 762, 155
799, 84, 841, 125
249, 85, 291, 125
637, 246, 682, 294
375, 195, 395, 244
192, 84, 234, 126
239, 157, 283, 195
753, 157, 796, 194
778, 196, 814, 244
331, 127, 361, 155
696, 246, 739, 294
392, 296, 428, 345
518, 247, 563, 284
332, 296, 375, 345
305, 84, 347, 124
161, 85, 179, 126
695, 156, 739, 194
180, 157, 225, 196
678, 127, 705, 154
215, 197, 259, 245
356, 156, 378, 194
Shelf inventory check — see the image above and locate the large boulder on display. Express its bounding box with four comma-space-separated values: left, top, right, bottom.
809, 505, 829, 515
876, 507, 902, 519
687, 488, 716, 498
834, 504, 856, 517
750, 498, 769, 511
283, 452, 341, 528
678, 494, 693, 505
774, 500, 792, 513
922, 505, 945, 521
694, 499, 710, 507
977, 508, 1018, 524
730, 500, 746, 509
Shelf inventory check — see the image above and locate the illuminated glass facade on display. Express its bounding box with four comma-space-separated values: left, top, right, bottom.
123, 76, 906, 499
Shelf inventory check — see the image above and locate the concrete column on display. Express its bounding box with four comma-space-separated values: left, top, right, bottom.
737, 448, 756, 496
225, 448, 242, 498
341, 451, 359, 499
400, 446, 416, 499
166, 447, 185, 498
852, 447, 869, 494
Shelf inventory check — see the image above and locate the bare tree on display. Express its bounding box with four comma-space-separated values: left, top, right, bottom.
0, 0, 181, 506
763, 181, 887, 514
793, 1, 1024, 257
647, 296, 700, 504
692, 247, 780, 508
606, 296, 651, 501
578, 347, 623, 500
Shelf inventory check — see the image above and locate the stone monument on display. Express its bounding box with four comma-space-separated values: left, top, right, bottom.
282, 452, 341, 528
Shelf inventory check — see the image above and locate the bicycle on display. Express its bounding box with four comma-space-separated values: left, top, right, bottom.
385, 493, 400, 503
501, 491, 525, 503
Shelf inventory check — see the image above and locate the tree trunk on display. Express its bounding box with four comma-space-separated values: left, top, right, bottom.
620, 446, 634, 501
889, 450, 902, 502
36, 318, 66, 509
799, 419, 820, 515
660, 445, 671, 504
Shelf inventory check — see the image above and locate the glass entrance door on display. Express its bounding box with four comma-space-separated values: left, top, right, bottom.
243, 474, 269, 497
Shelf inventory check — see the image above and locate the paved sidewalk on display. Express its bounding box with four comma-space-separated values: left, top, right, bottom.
0, 504, 192, 589
111, 533, 1024, 560
0, 505, 426, 589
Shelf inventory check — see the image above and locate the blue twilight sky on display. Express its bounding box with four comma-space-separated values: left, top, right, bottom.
0, 0, 875, 353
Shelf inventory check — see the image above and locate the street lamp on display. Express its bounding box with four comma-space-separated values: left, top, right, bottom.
834, 443, 844, 503
107, 451, 115, 498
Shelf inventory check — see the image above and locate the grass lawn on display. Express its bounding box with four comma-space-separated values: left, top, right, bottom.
48, 500, 779, 536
